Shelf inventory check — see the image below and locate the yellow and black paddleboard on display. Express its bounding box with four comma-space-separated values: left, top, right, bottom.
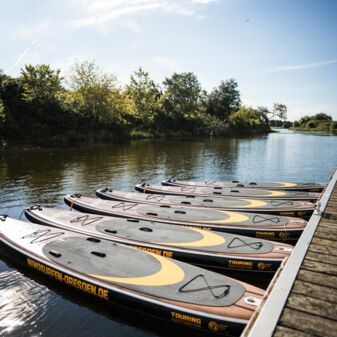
64, 195, 307, 242
25, 206, 293, 273
135, 184, 320, 202
162, 179, 325, 192
97, 189, 314, 219
0, 216, 264, 336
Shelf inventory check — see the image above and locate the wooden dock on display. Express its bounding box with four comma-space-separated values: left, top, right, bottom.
243, 168, 337, 337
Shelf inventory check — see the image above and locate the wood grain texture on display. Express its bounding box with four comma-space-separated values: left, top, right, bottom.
291, 280, 337, 303
273, 326, 315, 337
278, 308, 337, 337
286, 293, 337, 321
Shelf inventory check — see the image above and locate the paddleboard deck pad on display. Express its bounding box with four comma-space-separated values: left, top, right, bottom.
97, 189, 314, 219
64, 195, 307, 242
135, 184, 319, 202
162, 179, 325, 192
0, 216, 264, 335
25, 207, 293, 272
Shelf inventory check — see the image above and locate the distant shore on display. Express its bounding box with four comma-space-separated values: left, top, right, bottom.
291, 113, 337, 135
0, 126, 272, 148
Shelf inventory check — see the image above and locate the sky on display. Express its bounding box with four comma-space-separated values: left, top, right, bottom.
1, 0, 337, 121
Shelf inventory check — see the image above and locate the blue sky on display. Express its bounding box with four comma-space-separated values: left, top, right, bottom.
1, 0, 336, 121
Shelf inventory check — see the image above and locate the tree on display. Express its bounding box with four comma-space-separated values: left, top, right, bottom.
256, 106, 270, 124
206, 79, 241, 121
20, 64, 63, 103
68, 60, 132, 124
162, 72, 203, 126
282, 121, 292, 128
0, 70, 5, 124
126, 68, 162, 127
298, 115, 311, 126
0, 98, 5, 125
293, 113, 334, 133
313, 113, 332, 121
3, 65, 70, 140
229, 106, 269, 129
272, 103, 287, 120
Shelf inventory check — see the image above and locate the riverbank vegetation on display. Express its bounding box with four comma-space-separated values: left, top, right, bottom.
292, 113, 337, 134
0, 62, 287, 144
270, 120, 293, 128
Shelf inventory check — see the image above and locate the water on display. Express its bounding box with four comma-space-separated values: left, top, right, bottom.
1, 129, 337, 337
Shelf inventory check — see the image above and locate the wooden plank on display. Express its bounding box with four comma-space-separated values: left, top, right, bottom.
273, 326, 315, 337
314, 230, 337, 240
308, 243, 337, 257
317, 221, 337, 232
311, 237, 337, 248
320, 218, 337, 225
319, 221, 337, 230
305, 251, 337, 266
324, 208, 337, 216
325, 205, 337, 209
291, 280, 337, 303
286, 293, 337, 321
297, 269, 337, 289
279, 308, 337, 337
302, 259, 337, 276
316, 226, 337, 236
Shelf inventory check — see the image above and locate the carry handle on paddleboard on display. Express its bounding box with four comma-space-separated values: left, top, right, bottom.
0, 214, 8, 221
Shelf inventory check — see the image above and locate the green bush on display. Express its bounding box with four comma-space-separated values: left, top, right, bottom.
292, 113, 337, 134
229, 106, 270, 130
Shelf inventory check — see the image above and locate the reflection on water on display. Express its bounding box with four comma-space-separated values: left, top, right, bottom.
1, 130, 337, 336
0, 263, 48, 337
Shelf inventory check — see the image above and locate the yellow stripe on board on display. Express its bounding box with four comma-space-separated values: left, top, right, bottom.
90, 253, 185, 286
154, 227, 225, 247
256, 189, 287, 197
233, 198, 269, 208
274, 182, 298, 188
202, 211, 249, 224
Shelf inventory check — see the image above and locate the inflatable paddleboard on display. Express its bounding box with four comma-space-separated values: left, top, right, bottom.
0, 216, 264, 335
162, 179, 325, 192
25, 206, 293, 273
64, 195, 307, 242
97, 188, 314, 219
135, 184, 319, 202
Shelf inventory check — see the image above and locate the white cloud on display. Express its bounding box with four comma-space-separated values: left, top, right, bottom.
70, 0, 217, 29
265, 59, 337, 72
192, 0, 218, 4
72, 2, 166, 28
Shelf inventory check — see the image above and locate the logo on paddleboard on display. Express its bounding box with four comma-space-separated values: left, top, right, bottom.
257, 262, 266, 270
208, 321, 219, 332
279, 232, 287, 239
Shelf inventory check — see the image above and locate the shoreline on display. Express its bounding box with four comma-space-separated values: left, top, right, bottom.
1, 127, 272, 148
290, 127, 337, 135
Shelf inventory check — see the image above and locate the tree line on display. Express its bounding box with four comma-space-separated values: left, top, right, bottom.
0, 61, 287, 144
292, 113, 337, 134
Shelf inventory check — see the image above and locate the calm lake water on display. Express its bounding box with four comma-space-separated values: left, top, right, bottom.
1, 129, 337, 337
